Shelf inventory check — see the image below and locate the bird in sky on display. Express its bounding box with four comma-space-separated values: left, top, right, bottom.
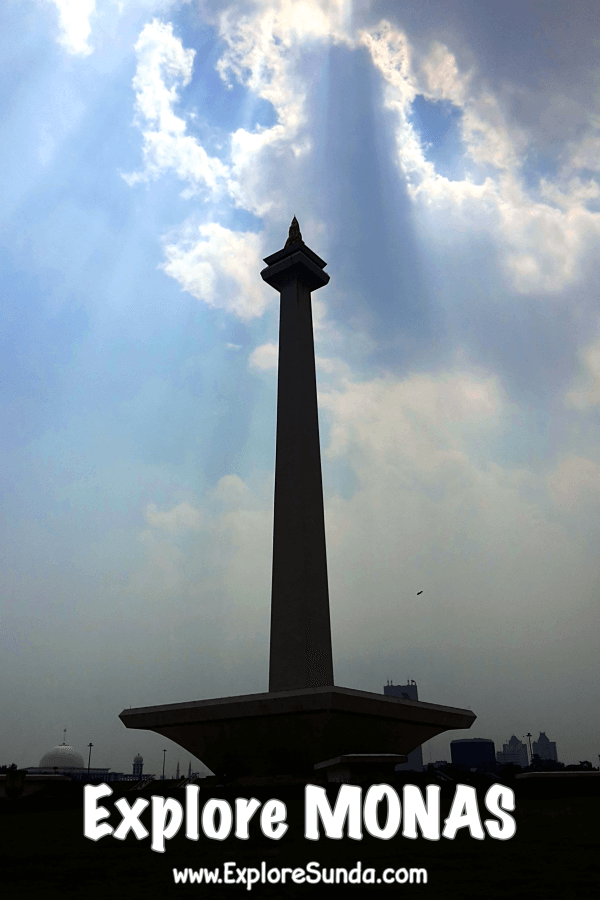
417, 591, 423, 595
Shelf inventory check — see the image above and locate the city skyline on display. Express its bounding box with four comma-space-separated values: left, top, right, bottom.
3, 700, 589, 776
2, 1, 600, 775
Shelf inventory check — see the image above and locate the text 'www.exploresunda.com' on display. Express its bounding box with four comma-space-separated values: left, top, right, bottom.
172, 861, 428, 889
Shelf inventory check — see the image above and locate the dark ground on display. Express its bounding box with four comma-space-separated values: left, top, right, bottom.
1, 777, 598, 899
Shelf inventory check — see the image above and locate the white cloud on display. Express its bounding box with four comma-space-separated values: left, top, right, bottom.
124, 8, 600, 311
161, 221, 270, 320
359, 20, 416, 108
549, 455, 600, 509
47, 0, 96, 57
462, 96, 527, 174
421, 40, 471, 107
563, 125, 600, 175
125, 5, 352, 207
123, 19, 230, 194
307, 362, 587, 665
123, 11, 319, 311
135, 475, 272, 634
565, 326, 600, 409
319, 368, 501, 483
127, 354, 593, 709
248, 343, 348, 379
132, 359, 580, 671
211, 474, 250, 505
145, 500, 202, 531
360, 20, 600, 295
497, 176, 600, 293
249, 342, 278, 371
124, 4, 354, 308
132, 17, 194, 130
540, 176, 600, 212
216, 0, 355, 99
315, 354, 351, 377
213, 0, 354, 216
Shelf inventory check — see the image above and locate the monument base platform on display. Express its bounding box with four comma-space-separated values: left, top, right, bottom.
314, 753, 408, 783
119, 686, 475, 778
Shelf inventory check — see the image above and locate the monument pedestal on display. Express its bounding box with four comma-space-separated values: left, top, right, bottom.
119, 685, 475, 778
314, 754, 408, 784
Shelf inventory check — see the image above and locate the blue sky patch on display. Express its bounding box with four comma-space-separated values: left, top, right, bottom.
409, 94, 466, 180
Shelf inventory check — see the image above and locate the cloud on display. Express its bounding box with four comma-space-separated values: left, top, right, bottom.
308, 362, 588, 669
359, 20, 600, 295
421, 40, 470, 107
47, 0, 96, 57
130, 358, 583, 674
123, 18, 230, 194
248, 342, 349, 379
249, 342, 278, 371
560, 121, 600, 177
123, 7, 600, 318
124, 4, 355, 312
124, 6, 341, 206
359, 20, 417, 109
319, 367, 502, 483
161, 221, 270, 320
145, 500, 202, 531
211, 474, 250, 505
121, 344, 596, 725
540, 176, 600, 212
549, 455, 600, 509
135, 476, 272, 638
565, 325, 600, 409
210, 0, 354, 216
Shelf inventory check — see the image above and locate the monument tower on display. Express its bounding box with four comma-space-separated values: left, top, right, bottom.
120, 219, 476, 779
263, 216, 333, 692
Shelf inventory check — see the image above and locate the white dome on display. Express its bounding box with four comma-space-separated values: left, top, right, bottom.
39, 744, 85, 770
134, 754, 143, 763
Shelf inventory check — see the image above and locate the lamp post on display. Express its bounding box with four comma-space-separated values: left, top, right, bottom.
524, 733, 533, 764
87, 743, 93, 776
162, 749, 166, 781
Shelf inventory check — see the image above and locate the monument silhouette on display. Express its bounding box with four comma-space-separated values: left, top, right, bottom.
120, 219, 475, 779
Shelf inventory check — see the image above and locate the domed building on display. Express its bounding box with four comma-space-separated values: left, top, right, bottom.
27, 729, 107, 780
38, 743, 85, 773
27, 732, 153, 783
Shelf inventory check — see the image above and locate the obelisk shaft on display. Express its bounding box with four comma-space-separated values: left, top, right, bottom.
261, 221, 334, 692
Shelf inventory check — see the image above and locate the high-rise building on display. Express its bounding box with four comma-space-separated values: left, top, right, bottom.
496, 735, 528, 768
133, 754, 144, 777
532, 732, 558, 762
451, 738, 496, 771
384, 680, 419, 702
383, 681, 423, 771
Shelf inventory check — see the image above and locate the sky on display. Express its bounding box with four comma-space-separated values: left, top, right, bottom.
1, 0, 600, 778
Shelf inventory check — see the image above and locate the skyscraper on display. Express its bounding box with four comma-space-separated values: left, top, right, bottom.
532, 732, 558, 762
496, 735, 528, 768
451, 738, 496, 771
383, 681, 423, 771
